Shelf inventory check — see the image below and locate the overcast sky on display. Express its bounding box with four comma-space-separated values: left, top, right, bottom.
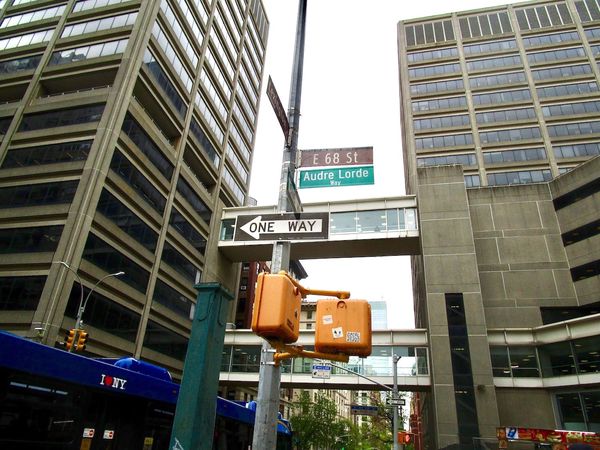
249, 0, 522, 328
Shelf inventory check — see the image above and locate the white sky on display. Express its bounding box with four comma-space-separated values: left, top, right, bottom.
249, 0, 522, 328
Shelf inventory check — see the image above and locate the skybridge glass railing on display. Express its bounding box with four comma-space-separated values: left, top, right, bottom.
220, 345, 429, 377
219, 207, 418, 241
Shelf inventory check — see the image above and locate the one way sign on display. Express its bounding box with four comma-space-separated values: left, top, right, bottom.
234, 213, 329, 241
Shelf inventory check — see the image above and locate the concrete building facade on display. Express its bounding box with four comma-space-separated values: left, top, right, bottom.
398, 0, 600, 448
0, 0, 268, 379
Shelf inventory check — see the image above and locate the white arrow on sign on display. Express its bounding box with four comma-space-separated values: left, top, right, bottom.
240, 215, 323, 240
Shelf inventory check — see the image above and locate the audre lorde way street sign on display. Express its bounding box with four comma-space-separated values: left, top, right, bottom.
234, 213, 329, 241
299, 165, 374, 188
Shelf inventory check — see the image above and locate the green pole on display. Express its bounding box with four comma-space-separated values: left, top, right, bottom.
169, 283, 233, 450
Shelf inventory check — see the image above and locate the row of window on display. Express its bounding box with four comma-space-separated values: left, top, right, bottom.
543, 100, 600, 117
491, 335, 599, 378
0, 181, 78, 209
416, 133, 473, 150
0, 5, 65, 29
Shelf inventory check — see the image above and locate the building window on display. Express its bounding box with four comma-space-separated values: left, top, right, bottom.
153, 278, 194, 320
464, 174, 480, 188
109, 151, 167, 215
0, 181, 78, 209
83, 233, 150, 294
531, 63, 591, 80
469, 71, 526, 89
142, 49, 187, 117
466, 54, 522, 71
483, 148, 546, 164
417, 153, 476, 167
406, 47, 458, 63
65, 283, 140, 343
0, 276, 45, 311
543, 101, 600, 117
554, 142, 600, 158
73, 0, 132, 14
472, 89, 531, 106
176, 177, 212, 224
143, 320, 188, 361
410, 78, 463, 96
96, 189, 158, 252
169, 208, 207, 255
0, 54, 41, 75
0, 225, 63, 254
548, 120, 600, 137
487, 169, 552, 186
408, 62, 461, 79
413, 114, 470, 131
49, 39, 129, 66
62, 12, 137, 38
121, 113, 174, 179
527, 47, 586, 64
0, 29, 54, 52
18, 104, 105, 132
161, 241, 201, 283
1, 140, 92, 168
412, 96, 467, 113
475, 107, 536, 124
522, 30, 580, 47
479, 127, 541, 144
463, 39, 516, 54
537, 81, 598, 98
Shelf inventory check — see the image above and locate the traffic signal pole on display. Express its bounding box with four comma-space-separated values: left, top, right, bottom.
252, 1, 307, 449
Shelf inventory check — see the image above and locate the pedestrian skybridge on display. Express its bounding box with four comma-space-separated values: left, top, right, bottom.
218, 196, 419, 261
219, 329, 431, 391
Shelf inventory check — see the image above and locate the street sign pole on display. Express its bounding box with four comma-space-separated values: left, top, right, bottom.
393, 354, 401, 450
252, 1, 307, 449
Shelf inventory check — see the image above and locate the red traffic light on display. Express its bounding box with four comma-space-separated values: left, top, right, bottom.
398, 431, 412, 444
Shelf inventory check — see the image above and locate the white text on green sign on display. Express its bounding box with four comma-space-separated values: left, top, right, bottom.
299, 165, 374, 188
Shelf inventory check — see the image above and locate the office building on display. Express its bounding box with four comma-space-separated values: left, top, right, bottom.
369, 300, 388, 330
0, 0, 268, 378
398, 0, 600, 448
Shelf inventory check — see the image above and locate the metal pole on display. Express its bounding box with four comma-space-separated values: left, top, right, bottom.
57, 261, 124, 351
252, 1, 307, 449
393, 354, 400, 450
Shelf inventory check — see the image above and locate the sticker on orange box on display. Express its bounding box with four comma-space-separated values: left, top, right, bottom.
332, 327, 343, 338
322, 315, 333, 325
346, 331, 360, 343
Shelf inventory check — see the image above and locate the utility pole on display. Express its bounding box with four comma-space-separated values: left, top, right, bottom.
393, 354, 401, 450
252, 1, 307, 449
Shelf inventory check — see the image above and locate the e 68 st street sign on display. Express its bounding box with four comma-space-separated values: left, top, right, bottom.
234, 213, 329, 241
299, 165, 374, 189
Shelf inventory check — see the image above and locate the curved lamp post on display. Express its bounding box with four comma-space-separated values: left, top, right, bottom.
57, 261, 124, 351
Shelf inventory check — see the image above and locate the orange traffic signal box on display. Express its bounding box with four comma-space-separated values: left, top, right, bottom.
315, 299, 372, 357
251, 273, 301, 343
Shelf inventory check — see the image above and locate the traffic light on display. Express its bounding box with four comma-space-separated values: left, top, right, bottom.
315, 299, 372, 357
64, 329, 76, 351
75, 331, 88, 352
251, 272, 302, 343
398, 431, 412, 444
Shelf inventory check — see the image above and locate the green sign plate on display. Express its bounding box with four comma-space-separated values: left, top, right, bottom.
299, 165, 374, 188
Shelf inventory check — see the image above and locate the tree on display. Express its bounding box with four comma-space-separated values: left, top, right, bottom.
290, 391, 358, 449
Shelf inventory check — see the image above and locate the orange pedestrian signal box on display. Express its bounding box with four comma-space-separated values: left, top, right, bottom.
251, 273, 302, 343
315, 299, 372, 357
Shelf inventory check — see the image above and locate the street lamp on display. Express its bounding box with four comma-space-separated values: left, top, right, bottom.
57, 261, 124, 351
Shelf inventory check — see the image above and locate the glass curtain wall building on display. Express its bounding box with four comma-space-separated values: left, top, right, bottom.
398, 0, 600, 449
0, 0, 268, 378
